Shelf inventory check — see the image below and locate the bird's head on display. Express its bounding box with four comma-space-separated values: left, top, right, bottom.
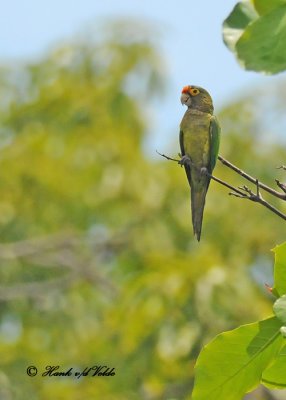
180, 85, 214, 114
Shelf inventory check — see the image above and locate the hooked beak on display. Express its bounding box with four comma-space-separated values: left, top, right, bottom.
181, 92, 191, 106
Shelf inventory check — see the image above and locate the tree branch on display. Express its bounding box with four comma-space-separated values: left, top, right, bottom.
229, 181, 286, 221
156, 151, 286, 221
218, 155, 286, 200
0, 233, 122, 301
275, 179, 286, 194
155, 150, 180, 163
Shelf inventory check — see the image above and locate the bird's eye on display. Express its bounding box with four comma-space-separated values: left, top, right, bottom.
190, 88, 200, 96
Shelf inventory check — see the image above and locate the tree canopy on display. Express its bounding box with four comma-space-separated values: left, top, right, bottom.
0, 19, 286, 400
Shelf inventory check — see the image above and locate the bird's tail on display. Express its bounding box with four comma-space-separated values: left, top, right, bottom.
190, 181, 209, 242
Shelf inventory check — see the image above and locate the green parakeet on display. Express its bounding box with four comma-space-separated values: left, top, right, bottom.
179, 85, 220, 241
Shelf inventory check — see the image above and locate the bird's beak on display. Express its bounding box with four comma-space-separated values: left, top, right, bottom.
181, 93, 190, 106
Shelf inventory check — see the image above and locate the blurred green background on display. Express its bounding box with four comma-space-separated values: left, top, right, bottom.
1, 2, 286, 400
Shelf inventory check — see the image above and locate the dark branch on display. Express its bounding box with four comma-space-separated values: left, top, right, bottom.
156, 150, 286, 221
275, 179, 286, 194
229, 181, 286, 221
156, 150, 247, 196
0, 233, 121, 300
218, 155, 286, 200
156, 150, 180, 163
207, 174, 245, 196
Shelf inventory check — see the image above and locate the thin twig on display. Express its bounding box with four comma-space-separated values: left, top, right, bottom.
275, 179, 286, 194
218, 155, 286, 200
156, 151, 248, 196
232, 182, 286, 221
258, 195, 286, 220
0, 233, 121, 300
207, 174, 245, 196
157, 150, 286, 221
156, 150, 180, 163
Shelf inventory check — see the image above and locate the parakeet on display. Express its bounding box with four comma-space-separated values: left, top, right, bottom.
179, 85, 220, 241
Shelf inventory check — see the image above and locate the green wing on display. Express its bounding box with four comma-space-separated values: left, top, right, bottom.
179, 130, 185, 156
209, 116, 221, 173
179, 129, 192, 186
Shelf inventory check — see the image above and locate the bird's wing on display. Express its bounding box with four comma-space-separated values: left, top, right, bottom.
179, 129, 192, 186
179, 129, 185, 156
209, 116, 221, 173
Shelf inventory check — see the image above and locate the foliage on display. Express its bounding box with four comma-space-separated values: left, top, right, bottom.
223, 0, 286, 74
191, 4, 286, 396
193, 1, 286, 393
0, 20, 286, 400
192, 244, 286, 399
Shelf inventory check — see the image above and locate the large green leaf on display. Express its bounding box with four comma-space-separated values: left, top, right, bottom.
223, 2, 258, 51
223, 2, 286, 74
262, 344, 286, 388
236, 4, 286, 74
273, 242, 286, 297
192, 317, 283, 400
252, 0, 286, 15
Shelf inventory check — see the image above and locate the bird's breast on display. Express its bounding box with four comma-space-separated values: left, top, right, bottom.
180, 111, 211, 167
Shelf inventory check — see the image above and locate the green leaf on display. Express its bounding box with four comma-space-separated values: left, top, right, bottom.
252, 0, 286, 15
235, 4, 286, 74
273, 242, 286, 297
223, 2, 258, 51
223, 1, 286, 74
192, 317, 283, 400
273, 295, 286, 324
262, 344, 286, 388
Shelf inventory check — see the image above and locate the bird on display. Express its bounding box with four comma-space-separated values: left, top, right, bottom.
179, 85, 220, 241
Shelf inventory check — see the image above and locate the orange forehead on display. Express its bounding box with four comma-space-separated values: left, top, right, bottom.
182, 86, 201, 96
181, 85, 190, 94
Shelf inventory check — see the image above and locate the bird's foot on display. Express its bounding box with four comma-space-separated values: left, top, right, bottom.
178, 155, 192, 168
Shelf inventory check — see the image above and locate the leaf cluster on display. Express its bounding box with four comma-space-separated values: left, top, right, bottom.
192, 243, 286, 399
223, 0, 286, 74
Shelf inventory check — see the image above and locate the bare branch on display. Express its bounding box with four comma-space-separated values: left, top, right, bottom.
0, 233, 122, 301
156, 150, 180, 163
156, 150, 246, 196
157, 150, 286, 221
275, 179, 286, 194
218, 155, 286, 200
0, 233, 81, 259
208, 174, 246, 196
234, 182, 286, 221
0, 274, 78, 301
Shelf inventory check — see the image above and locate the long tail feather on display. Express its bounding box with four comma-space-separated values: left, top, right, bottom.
190, 178, 210, 241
